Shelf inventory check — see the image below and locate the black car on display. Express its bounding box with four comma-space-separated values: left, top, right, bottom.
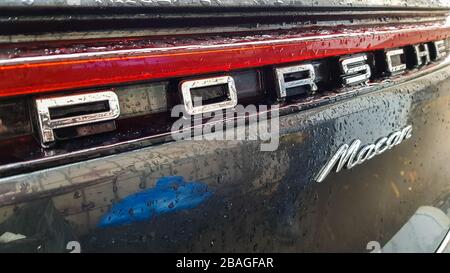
0, 0, 449, 253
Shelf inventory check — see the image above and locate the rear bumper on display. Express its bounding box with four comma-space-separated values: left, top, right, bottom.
2, 61, 450, 252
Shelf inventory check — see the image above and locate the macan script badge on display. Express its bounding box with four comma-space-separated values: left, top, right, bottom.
315, 125, 412, 183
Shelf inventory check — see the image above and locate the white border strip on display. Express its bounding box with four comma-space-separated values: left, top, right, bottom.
437, 228, 450, 253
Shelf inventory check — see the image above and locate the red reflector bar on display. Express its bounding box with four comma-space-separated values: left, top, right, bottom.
1, 24, 450, 97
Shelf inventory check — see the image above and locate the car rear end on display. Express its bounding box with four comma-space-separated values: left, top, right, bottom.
0, 0, 449, 253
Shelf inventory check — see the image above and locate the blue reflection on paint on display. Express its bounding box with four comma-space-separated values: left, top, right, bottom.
98, 176, 213, 228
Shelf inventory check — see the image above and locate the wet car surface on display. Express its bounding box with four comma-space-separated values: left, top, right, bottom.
0, 1, 450, 253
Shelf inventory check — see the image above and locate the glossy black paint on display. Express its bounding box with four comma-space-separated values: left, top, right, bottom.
75, 63, 450, 252
1, 53, 450, 253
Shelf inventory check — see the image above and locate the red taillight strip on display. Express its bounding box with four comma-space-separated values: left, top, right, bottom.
1, 24, 450, 98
